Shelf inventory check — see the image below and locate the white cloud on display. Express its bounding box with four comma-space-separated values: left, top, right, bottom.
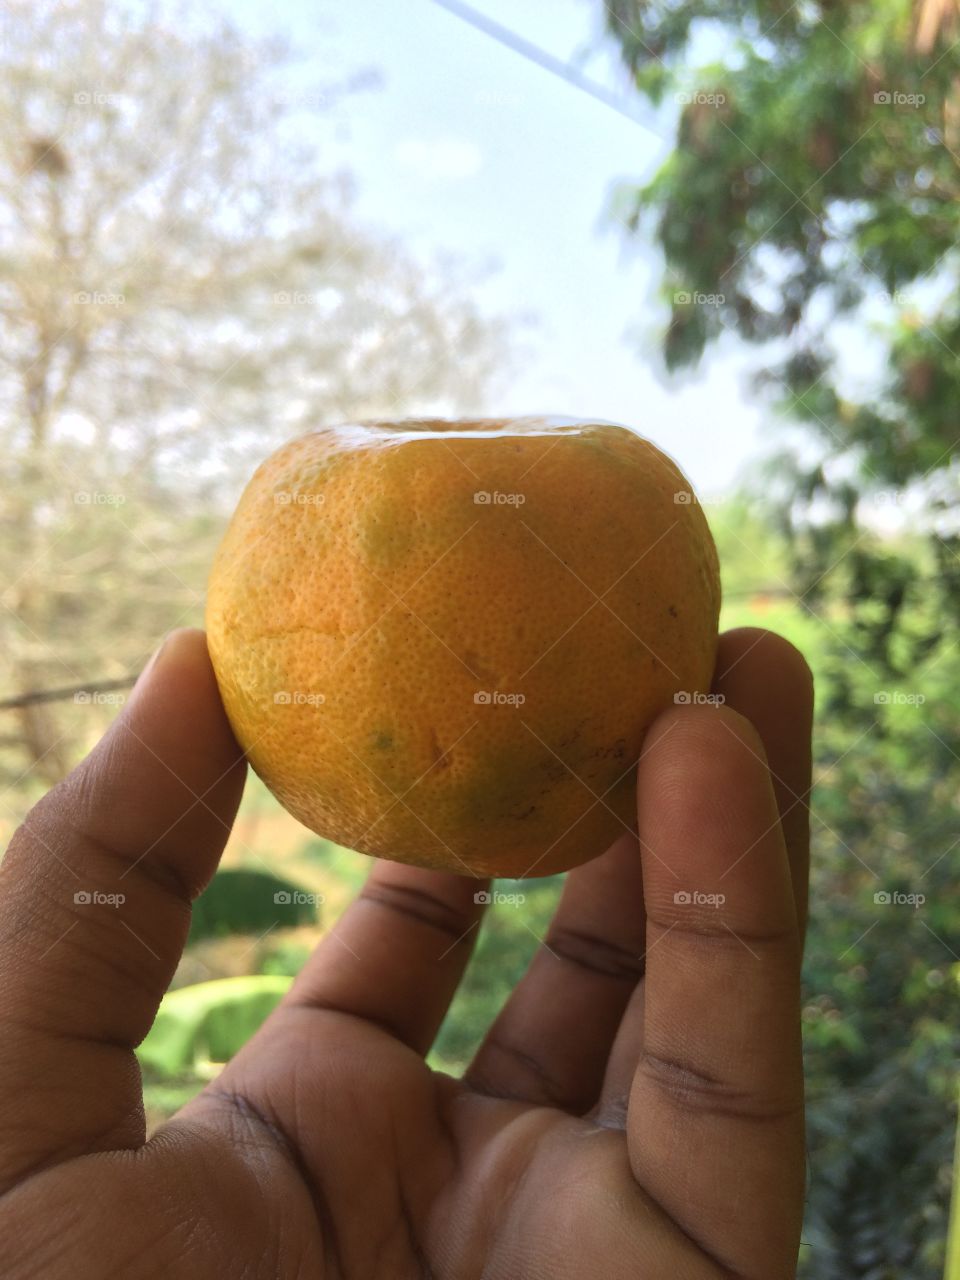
394, 136, 483, 180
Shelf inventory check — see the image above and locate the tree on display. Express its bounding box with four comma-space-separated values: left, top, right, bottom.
603, 3, 960, 1275
0, 0, 509, 788
603, 0, 960, 558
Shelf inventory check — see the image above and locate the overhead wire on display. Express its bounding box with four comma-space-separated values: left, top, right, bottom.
429, 0, 660, 135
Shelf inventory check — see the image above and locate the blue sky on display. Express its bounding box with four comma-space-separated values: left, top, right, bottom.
227, 0, 769, 495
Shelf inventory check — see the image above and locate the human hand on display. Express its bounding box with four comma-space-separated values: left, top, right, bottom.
0, 625, 812, 1278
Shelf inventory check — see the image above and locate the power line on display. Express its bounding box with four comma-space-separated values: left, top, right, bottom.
0, 675, 136, 712
429, 0, 658, 134
1, 581, 790, 710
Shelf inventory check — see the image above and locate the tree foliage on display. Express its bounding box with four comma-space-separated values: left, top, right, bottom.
0, 0, 509, 788
605, 3, 960, 1274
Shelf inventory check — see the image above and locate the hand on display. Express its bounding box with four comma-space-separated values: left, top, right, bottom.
0, 626, 812, 1279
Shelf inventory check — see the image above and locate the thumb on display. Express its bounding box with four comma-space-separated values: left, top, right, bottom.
0, 629, 245, 1191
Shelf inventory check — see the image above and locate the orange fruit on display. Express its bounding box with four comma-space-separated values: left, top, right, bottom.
206, 418, 721, 878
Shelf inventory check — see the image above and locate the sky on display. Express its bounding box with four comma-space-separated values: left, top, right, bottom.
226, 0, 771, 497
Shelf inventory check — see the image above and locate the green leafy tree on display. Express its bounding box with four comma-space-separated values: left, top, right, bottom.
604, 3, 960, 1274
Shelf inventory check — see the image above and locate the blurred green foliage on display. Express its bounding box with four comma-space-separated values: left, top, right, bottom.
188, 868, 319, 944
139, 975, 291, 1076
431, 877, 563, 1070
949, 1091, 960, 1280
605, 4, 960, 1273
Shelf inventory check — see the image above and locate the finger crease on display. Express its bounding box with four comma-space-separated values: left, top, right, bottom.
467, 1035, 571, 1108
359, 883, 474, 944
68, 823, 194, 907
546, 926, 646, 982
200, 1086, 347, 1276
637, 1052, 802, 1123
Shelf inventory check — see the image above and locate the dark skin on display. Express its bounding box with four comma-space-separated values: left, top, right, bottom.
0, 625, 812, 1278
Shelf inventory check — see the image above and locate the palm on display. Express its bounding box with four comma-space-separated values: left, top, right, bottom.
0, 628, 811, 1279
